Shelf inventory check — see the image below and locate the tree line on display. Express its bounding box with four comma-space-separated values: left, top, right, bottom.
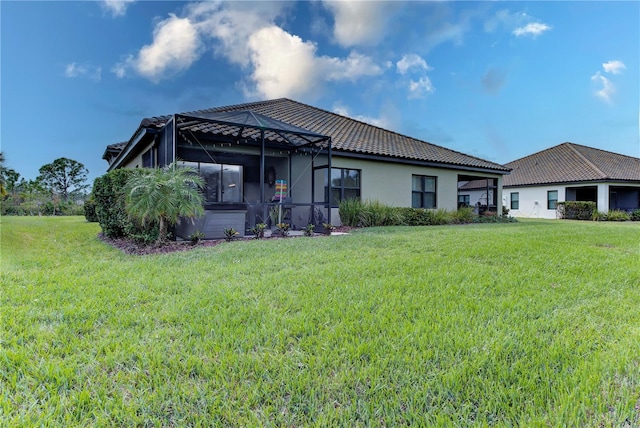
0, 153, 90, 216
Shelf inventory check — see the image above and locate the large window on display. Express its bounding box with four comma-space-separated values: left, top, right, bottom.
180, 161, 243, 204
547, 190, 558, 209
510, 192, 519, 210
325, 168, 361, 205
412, 175, 437, 209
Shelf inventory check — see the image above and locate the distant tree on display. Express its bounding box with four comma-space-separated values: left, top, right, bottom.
37, 158, 89, 201
1, 168, 21, 195
124, 162, 205, 243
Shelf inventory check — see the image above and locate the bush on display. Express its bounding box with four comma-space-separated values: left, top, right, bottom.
395, 207, 433, 226
84, 198, 98, 222
450, 207, 475, 224
338, 198, 364, 227
606, 210, 630, 222
93, 169, 158, 242
557, 201, 597, 220
359, 200, 403, 227
630, 210, 640, 222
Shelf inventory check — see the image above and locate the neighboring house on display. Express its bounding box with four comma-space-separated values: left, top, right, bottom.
103, 98, 510, 238
457, 179, 498, 214
503, 142, 640, 219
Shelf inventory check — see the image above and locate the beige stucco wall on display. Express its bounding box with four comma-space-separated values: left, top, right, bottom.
294, 154, 504, 225
121, 141, 155, 170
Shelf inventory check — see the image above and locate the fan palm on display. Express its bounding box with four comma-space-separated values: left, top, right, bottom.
124, 162, 205, 243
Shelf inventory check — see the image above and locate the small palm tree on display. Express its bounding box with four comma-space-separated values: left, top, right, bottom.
124, 161, 205, 244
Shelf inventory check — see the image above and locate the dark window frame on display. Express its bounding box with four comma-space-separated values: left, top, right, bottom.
510, 192, 519, 210
324, 168, 361, 206
412, 175, 437, 209
547, 190, 558, 210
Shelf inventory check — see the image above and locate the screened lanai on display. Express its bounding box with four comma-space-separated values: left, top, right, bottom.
150, 110, 333, 239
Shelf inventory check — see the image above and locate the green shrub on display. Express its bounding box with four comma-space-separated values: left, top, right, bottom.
250, 223, 266, 239
93, 169, 158, 242
303, 224, 315, 237
430, 208, 451, 225
395, 207, 433, 226
592, 211, 607, 221
359, 200, 403, 227
557, 201, 597, 220
606, 210, 630, 222
84, 198, 98, 222
223, 227, 240, 242
451, 207, 475, 224
630, 209, 640, 221
338, 198, 364, 227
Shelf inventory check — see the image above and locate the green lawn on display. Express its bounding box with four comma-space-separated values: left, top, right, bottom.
2, 216, 639, 426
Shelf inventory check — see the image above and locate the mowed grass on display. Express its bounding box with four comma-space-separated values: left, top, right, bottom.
1, 216, 639, 426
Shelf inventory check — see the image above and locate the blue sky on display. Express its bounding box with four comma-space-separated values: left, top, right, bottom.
2, 1, 638, 184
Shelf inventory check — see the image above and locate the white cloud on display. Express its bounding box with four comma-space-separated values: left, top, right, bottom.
64, 63, 102, 81
512, 22, 551, 38
113, 2, 382, 97
113, 14, 202, 83
246, 26, 381, 99
591, 71, 615, 103
602, 60, 626, 74
189, 2, 284, 67
322, 1, 394, 47
408, 77, 434, 99
396, 54, 432, 75
101, 0, 135, 18
484, 9, 528, 33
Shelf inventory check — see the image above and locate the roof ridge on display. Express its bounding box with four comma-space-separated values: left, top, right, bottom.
565, 142, 607, 179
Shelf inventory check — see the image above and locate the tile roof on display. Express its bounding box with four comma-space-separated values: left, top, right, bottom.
120, 98, 510, 172
504, 142, 640, 186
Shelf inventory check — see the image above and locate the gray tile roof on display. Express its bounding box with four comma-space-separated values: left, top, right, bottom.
504, 142, 640, 187
119, 98, 510, 173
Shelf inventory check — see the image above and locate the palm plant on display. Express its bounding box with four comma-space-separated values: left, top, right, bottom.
124, 162, 205, 244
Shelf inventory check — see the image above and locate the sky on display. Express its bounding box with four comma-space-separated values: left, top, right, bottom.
1, 1, 639, 185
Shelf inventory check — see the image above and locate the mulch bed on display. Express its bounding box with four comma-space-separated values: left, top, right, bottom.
99, 226, 356, 256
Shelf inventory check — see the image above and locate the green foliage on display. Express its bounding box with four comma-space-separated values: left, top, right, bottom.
338, 198, 363, 227
605, 210, 630, 222
188, 230, 205, 245
557, 201, 597, 220
37, 157, 89, 201
450, 206, 475, 224
303, 223, 315, 237
83, 198, 98, 222
276, 222, 290, 237
250, 223, 266, 239
394, 207, 433, 226
321, 222, 335, 235
359, 200, 403, 227
93, 169, 137, 239
124, 162, 205, 243
630, 209, 640, 221
3, 217, 640, 426
223, 227, 240, 242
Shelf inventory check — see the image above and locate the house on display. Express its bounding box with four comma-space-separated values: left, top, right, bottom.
103, 98, 510, 238
503, 142, 640, 219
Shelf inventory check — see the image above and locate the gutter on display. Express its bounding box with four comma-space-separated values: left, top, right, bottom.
106, 127, 158, 172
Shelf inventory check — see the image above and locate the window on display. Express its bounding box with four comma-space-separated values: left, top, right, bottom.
142, 149, 154, 168
325, 168, 361, 205
412, 175, 437, 209
510, 192, 519, 210
547, 190, 558, 209
458, 194, 470, 208
179, 161, 243, 204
